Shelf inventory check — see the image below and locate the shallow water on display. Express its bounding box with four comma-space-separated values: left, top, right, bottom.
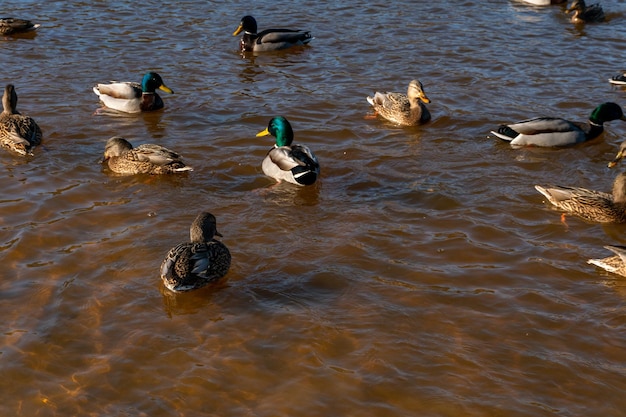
2, 0, 626, 416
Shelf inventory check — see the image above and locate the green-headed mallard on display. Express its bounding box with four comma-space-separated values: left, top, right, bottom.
588, 245, 626, 277
232, 15, 313, 52
0, 84, 42, 156
491, 102, 625, 147
566, 0, 605, 23
0, 18, 40, 35
256, 116, 320, 186
366, 80, 431, 126
93, 72, 173, 113
160, 212, 231, 292
101, 136, 192, 175
609, 72, 626, 85
535, 173, 626, 223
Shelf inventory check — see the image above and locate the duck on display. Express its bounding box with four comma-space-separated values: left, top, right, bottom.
0, 18, 40, 35
608, 140, 626, 168
93, 72, 173, 113
101, 136, 193, 175
534, 172, 626, 223
588, 245, 626, 278
256, 116, 320, 186
232, 15, 313, 52
366, 80, 431, 126
490, 102, 625, 147
566, 0, 605, 23
160, 212, 231, 292
609, 72, 626, 85
0, 84, 42, 156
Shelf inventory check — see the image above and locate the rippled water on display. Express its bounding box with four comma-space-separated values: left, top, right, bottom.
2, 0, 626, 416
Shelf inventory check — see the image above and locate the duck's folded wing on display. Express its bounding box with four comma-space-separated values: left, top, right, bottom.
507, 117, 575, 135
133, 144, 180, 165
94, 82, 141, 99
258, 29, 311, 44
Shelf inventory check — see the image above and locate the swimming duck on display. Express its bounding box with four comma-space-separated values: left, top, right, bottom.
160, 212, 231, 292
566, 0, 605, 23
93, 72, 173, 113
366, 80, 431, 126
256, 116, 320, 186
0, 18, 40, 35
609, 72, 626, 85
232, 15, 313, 52
0, 84, 42, 156
491, 102, 625, 147
588, 245, 626, 278
535, 172, 626, 223
101, 136, 192, 175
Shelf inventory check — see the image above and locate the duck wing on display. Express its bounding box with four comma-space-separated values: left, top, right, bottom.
257, 28, 312, 44
131, 144, 182, 166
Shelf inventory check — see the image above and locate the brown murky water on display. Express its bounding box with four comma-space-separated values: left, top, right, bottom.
2, 1, 626, 416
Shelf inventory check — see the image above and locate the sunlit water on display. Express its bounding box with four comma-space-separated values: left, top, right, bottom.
2, 1, 626, 416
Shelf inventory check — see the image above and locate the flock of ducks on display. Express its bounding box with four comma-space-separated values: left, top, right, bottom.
2, 1, 626, 289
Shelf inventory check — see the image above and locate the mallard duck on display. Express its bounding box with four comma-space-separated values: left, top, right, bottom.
0, 18, 40, 35
0, 84, 42, 156
609, 72, 626, 85
588, 245, 626, 277
256, 116, 320, 186
566, 0, 605, 23
535, 173, 626, 223
101, 136, 193, 175
160, 212, 231, 292
366, 80, 431, 126
93, 72, 173, 113
232, 15, 313, 52
490, 102, 625, 147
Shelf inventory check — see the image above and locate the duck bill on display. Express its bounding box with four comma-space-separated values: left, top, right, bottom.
215, 230, 223, 238
159, 84, 174, 94
420, 94, 431, 104
609, 151, 624, 168
256, 128, 271, 137
233, 24, 244, 36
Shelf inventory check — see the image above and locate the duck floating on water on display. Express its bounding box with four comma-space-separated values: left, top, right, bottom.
609, 72, 626, 85
0, 18, 40, 35
566, 0, 605, 23
535, 172, 626, 223
256, 116, 320, 186
588, 245, 626, 278
160, 212, 231, 292
366, 80, 431, 126
101, 136, 192, 175
93, 72, 173, 113
0, 84, 42, 156
232, 15, 313, 52
491, 102, 625, 147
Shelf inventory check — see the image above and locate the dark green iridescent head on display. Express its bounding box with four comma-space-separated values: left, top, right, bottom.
256, 116, 295, 147
589, 102, 625, 125
141, 72, 174, 94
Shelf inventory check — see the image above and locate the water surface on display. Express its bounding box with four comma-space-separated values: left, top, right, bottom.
2, 1, 626, 416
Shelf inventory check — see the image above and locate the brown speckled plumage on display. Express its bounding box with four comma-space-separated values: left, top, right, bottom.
588, 245, 626, 277
366, 80, 431, 126
0, 84, 42, 156
535, 173, 626, 223
160, 212, 231, 292
101, 136, 192, 175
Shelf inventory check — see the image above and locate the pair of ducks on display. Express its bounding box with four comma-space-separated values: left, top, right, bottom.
101, 116, 321, 187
